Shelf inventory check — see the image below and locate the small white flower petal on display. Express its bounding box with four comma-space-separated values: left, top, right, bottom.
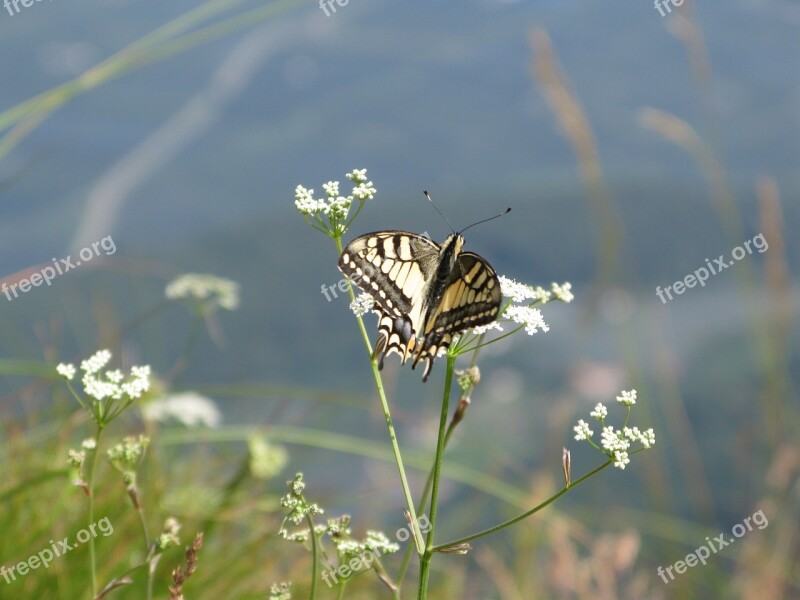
471, 321, 503, 335
142, 392, 220, 428
503, 305, 549, 335
589, 403, 608, 420
349, 293, 374, 317
573, 419, 593, 441
56, 363, 76, 380
551, 282, 574, 303
616, 389, 637, 406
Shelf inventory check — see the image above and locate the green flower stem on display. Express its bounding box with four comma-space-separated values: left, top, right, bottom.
395, 402, 459, 586
170, 311, 204, 387
416, 354, 456, 599
333, 236, 425, 554
136, 505, 153, 600
306, 512, 319, 600
397, 334, 485, 588
86, 425, 105, 598
335, 581, 347, 600
431, 459, 612, 552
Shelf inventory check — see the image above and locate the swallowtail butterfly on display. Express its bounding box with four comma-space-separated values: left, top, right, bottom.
338, 196, 509, 381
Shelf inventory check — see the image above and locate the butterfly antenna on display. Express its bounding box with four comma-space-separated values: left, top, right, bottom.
423, 191, 457, 235
459, 207, 512, 234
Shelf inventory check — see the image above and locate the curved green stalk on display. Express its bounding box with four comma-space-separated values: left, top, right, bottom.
432, 460, 612, 551
397, 334, 485, 589
306, 513, 319, 600
416, 354, 456, 599
333, 236, 425, 554
86, 425, 105, 598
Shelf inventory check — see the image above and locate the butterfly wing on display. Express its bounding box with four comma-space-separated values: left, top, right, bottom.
411, 252, 502, 380
338, 231, 440, 366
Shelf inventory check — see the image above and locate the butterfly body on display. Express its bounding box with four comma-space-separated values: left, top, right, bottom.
338, 230, 501, 381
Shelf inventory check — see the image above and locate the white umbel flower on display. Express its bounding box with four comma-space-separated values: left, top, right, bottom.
503, 305, 549, 335
499, 276, 538, 303
80, 350, 112, 375
616, 389, 637, 406
349, 293, 375, 317
346, 169, 368, 184
589, 403, 608, 420
573, 419, 593, 441
294, 185, 327, 215
142, 392, 222, 428
551, 282, 574, 303
322, 181, 340, 198
56, 363, 76, 380
165, 274, 240, 311
471, 321, 503, 335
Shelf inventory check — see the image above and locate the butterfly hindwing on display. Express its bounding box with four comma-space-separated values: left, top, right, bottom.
338, 231, 501, 382
411, 252, 501, 379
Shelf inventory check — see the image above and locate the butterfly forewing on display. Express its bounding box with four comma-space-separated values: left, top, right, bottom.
338, 231, 439, 317
338, 231, 502, 382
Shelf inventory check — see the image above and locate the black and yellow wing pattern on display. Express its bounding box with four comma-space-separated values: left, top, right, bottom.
338, 230, 501, 381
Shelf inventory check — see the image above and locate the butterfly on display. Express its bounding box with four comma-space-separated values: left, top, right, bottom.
338, 198, 509, 382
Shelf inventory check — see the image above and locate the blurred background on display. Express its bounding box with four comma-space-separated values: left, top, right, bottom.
0, 0, 798, 598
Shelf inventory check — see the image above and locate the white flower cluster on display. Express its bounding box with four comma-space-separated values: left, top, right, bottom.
347, 169, 376, 200
573, 419, 593, 441
504, 305, 550, 335
349, 293, 375, 317
551, 282, 574, 303
333, 530, 399, 559
589, 403, 607, 419
473, 276, 574, 338
616, 389, 637, 406
572, 389, 655, 470
471, 321, 503, 335
294, 169, 375, 218
281, 524, 327, 543
107, 434, 150, 473
269, 582, 292, 600
142, 392, 222, 428
57, 349, 151, 403
326, 515, 352, 537
280, 473, 324, 526
165, 273, 240, 311
498, 276, 573, 305
294, 185, 327, 214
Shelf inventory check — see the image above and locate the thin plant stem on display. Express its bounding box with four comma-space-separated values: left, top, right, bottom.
395, 412, 457, 585
432, 460, 612, 551
306, 512, 319, 600
396, 335, 484, 587
136, 506, 153, 600
86, 425, 105, 598
333, 236, 424, 553
416, 354, 456, 599
336, 581, 347, 600
170, 312, 204, 387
